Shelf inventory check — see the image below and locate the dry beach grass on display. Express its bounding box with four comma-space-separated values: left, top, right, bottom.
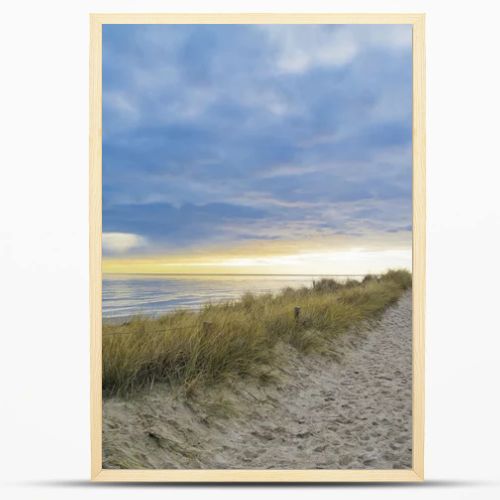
103, 270, 411, 397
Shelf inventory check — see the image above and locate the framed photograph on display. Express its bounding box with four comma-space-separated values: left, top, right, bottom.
90, 13, 425, 482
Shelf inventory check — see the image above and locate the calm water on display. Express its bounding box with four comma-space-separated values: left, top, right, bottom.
102, 274, 364, 320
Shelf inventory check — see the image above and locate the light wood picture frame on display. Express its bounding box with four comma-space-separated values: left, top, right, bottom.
90, 13, 425, 482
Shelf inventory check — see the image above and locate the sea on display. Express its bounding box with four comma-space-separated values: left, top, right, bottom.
102, 273, 365, 320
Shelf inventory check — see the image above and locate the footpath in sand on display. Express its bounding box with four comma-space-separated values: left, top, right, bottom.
103, 291, 412, 469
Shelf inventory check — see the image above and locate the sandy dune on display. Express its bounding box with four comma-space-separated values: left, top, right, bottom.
103, 291, 412, 469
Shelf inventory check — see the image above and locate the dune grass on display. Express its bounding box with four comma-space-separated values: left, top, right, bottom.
103, 269, 411, 397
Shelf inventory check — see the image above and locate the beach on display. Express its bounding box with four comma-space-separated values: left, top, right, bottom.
102, 273, 364, 320
103, 289, 412, 469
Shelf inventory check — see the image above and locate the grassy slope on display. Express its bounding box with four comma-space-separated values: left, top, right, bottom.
103, 269, 411, 397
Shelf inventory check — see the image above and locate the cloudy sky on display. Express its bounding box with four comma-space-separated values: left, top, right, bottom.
102, 24, 412, 275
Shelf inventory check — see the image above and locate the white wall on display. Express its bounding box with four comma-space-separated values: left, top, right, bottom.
1, 1, 499, 499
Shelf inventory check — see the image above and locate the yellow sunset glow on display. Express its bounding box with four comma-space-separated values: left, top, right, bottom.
103, 233, 412, 275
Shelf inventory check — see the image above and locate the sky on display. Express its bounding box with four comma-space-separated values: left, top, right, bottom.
102, 24, 412, 275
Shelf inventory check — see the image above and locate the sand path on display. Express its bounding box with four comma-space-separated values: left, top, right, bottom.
103, 291, 412, 469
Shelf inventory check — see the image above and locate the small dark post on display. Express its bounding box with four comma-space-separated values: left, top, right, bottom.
294, 306, 301, 322
202, 321, 213, 334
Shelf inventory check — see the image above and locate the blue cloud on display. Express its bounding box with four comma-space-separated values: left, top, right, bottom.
104, 202, 267, 249
102, 24, 412, 252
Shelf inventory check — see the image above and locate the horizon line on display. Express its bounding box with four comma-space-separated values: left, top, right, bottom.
102, 272, 397, 277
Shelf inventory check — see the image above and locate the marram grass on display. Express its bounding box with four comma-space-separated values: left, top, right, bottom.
103, 269, 411, 397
